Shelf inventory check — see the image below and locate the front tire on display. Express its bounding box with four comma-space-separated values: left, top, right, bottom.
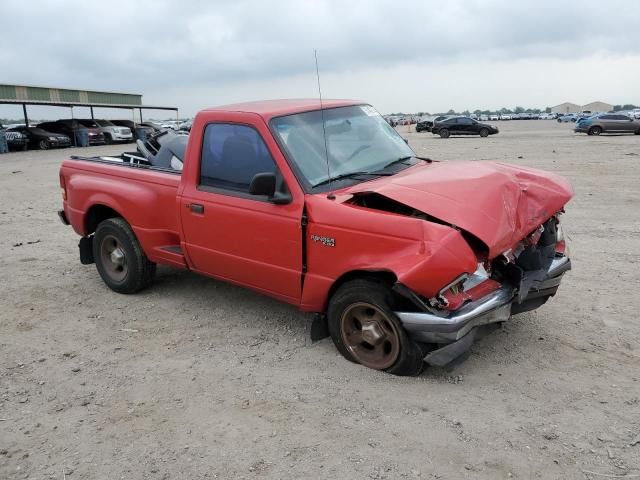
439, 128, 450, 139
479, 128, 489, 137
589, 126, 602, 136
328, 279, 424, 376
104, 134, 113, 145
39, 139, 49, 150
93, 218, 156, 294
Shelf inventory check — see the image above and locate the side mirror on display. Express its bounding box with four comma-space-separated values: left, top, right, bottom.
249, 172, 291, 204
249, 172, 276, 197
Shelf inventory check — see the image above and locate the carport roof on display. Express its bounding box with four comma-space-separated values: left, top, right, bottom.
0, 83, 177, 111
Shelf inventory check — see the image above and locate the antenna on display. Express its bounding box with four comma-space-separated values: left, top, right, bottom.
314, 49, 335, 199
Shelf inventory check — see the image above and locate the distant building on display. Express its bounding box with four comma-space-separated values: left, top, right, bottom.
551, 102, 582, 114
582, 101, 613, 113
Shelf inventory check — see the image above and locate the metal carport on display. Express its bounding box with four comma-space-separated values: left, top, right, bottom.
0, 84, 178, 126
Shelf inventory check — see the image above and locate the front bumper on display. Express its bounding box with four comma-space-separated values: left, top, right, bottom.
395, 255, 571, 366
112, 132, 133, 141
574, 126, 589, 133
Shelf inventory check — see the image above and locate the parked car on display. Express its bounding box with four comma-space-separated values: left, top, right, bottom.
415, 115, 446, 133
574, 113, 640, 136
58, 99, 573, 375
38, 120, 105, 145
85, 119, 134, 144
431, 116, 499, 138
489, 114, 499, 121
178, 120, 192, 132
139, 121, 163, 132
111, 120, 155, 139
479, 114, 489, 121
8, 126, 71, 150
630, 109, 640, 119
557, 114, 577, 123
384, 117, 397, 127
500, 114, 512, 120
0, 126, 28, 151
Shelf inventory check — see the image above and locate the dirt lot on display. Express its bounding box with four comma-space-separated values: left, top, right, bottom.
1, 120, 639, 480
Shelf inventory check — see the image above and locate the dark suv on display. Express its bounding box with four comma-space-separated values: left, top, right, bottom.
431, 116, 499, 138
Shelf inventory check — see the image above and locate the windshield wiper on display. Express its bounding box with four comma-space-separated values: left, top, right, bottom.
380, 156, 414, 170
312, 171, 393, 188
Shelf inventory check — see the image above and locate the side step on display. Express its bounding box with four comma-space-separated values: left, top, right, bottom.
158, 245, 187, 268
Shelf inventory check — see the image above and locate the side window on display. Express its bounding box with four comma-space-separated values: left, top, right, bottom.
200, 123, 277, 193
600, 115, 613, 120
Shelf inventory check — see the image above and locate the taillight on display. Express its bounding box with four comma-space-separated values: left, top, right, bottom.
59, 172, 67, 201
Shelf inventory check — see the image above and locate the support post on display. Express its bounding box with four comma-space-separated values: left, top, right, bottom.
90, 106, 94, 119
22, 104, 29, 127
139, 108, 143, 123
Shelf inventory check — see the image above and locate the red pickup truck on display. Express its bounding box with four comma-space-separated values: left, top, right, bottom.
59, 99, 573, 375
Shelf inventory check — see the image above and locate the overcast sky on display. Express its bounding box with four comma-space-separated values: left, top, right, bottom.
2, 0, 640, 120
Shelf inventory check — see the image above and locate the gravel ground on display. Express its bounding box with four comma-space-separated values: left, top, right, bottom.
1, 120, 639, 480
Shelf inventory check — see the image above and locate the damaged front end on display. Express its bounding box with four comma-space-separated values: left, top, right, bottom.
393, 216, 571, 367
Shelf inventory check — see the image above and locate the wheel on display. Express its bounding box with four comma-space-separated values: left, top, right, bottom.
557, 119, 561, 123
104, 134, 113, 145
39, 139, 50, 150
635, 129, 640, 135
479, 128, 489, 137
439, 128, 450, 139
93, 218, 156, 294
588, 126, 602, 136
327, 279, 424, 376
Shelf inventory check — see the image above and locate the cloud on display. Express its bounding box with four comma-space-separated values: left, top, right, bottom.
1, 0, 640, 116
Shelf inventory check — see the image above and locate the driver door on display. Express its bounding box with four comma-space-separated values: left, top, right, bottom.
180, 122, 304, 304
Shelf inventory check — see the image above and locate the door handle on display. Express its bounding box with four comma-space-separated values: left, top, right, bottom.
188, 203, 204, 214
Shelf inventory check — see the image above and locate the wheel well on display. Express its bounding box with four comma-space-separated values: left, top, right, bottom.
86, 205, 121, 234
328, 270, 398, 303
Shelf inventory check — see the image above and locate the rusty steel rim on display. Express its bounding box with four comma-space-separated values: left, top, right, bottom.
100, 234, 128, 282
340, 302, 400, 370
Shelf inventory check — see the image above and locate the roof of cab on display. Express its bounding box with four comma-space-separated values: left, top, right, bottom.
203, 98, 364, 120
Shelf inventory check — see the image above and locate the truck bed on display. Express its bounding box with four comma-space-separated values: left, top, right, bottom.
60, 155, 185, 268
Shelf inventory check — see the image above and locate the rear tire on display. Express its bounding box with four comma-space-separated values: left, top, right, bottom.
327, 279, 424, 376
479, 128, 489, 137
93, 218, 156, 294
589, 126, 602, 136
439, 128, 450, 139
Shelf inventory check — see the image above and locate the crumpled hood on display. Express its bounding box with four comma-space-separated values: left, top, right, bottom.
344, 161, 573, 258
